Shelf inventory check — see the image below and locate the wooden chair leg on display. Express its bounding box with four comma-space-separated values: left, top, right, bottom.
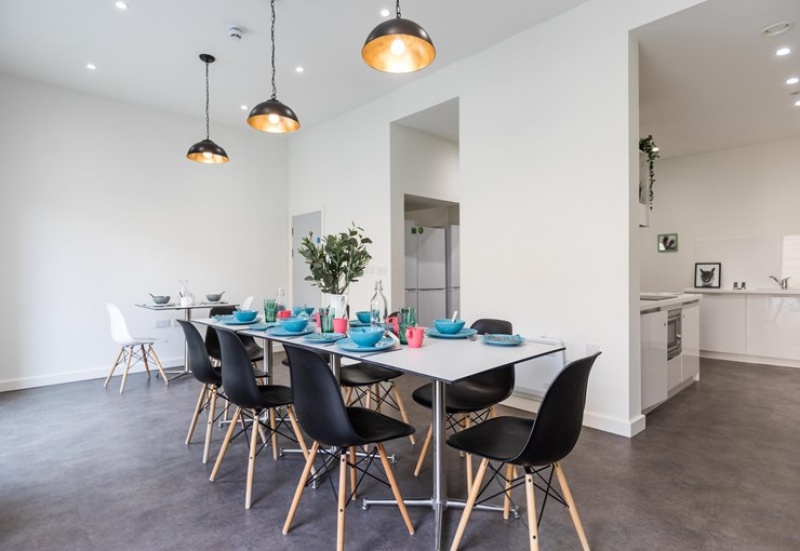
464, 416, 473, 491
503, 464, 516, 519
120, 347, 134, 394
140, 345, 151, 379
186, 384, 208, 445
283, 441, 319, 535
210, 407, 241, 481
525, 469, 540, 551
337, 451, 348, 551
104, 348, 124, 389
148, 345, 169, 386
554, 462, 590, 551
202, 387, 218, 464
449, 457, 490, 551
414, 425, 433, 476
245, 409, 260, 509
349, 446, 357, 499
344, 386, 354, 406
391, 384, 416, 445
376, 443, 415, 534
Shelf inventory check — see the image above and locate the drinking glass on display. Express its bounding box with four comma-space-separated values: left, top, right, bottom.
399, 306, 416, 345
264, 298, 278, 322
320, 308, 335, 333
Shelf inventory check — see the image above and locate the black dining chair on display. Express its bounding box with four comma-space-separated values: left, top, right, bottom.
281, 344, 416, 551
206, 305, 265, 372
446, 352, 601, 551
412, 318, 515, 487
209, 330, 310, 510
177, 320, 227, 464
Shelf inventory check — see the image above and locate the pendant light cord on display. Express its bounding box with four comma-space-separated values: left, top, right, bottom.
204, 59, 210, 140
270, 0, 277, 100
396, 0, 401, 18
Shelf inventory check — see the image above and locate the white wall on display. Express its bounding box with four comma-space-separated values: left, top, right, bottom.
640, 136, 800, 292
0, 73, 289, 391
288, 0, 707, 436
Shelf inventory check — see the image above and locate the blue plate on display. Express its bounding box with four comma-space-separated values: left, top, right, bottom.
304, 332, 346, 343
247, 322, 280, 331
426, 327, 478, 339
336, 337, 395, 352
222, 317, 261, 325
483, 334, 525, 346
268, 327, 315, 337
348, 319, 370, 327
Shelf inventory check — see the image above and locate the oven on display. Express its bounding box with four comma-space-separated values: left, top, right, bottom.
667, 308, 682, 360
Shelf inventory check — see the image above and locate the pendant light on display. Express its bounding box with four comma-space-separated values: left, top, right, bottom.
362, 0, 435, 73
187, 54, 229, 164
247, 0, 300, 133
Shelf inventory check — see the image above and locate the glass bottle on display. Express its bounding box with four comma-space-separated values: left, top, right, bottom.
370, 280, 388, 326
276, 287, 286, 313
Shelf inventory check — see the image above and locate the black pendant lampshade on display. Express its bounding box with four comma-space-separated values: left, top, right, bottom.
247, 0, 300, 133
187, 54, 229, 164
362, 0, 435, 73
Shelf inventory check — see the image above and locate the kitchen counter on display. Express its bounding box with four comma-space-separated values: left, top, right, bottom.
640, 292, 702, 312
683, 288, 800, 296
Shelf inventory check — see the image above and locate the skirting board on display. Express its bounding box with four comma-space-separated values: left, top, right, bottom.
700, 351, 800, 369
503, 393, 646, 438
0, 355, 184, 393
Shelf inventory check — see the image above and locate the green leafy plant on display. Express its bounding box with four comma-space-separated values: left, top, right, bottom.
298, 224, 373, 295
639, 135, 660, 210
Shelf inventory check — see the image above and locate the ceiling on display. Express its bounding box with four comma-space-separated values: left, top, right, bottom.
1, 1, 798, 159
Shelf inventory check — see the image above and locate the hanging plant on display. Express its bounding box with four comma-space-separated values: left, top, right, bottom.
639, 135, 660, 211
297, 224, 372, 295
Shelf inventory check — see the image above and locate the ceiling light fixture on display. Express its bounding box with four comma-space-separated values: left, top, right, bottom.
186, 54, 229, 164
776, 47, 791, 56
362, 0, 435, 73
86, 63, 97, 70
247, 0, 300, 133
762, 21, 794, 38
380, 9, 391, 17
787, 77, 800, 85
295, 66, 304, 73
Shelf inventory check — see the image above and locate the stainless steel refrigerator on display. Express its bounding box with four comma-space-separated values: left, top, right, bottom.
404, 223, 460, 327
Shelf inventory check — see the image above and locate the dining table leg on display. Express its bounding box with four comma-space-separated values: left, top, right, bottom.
431, 380, 448, 551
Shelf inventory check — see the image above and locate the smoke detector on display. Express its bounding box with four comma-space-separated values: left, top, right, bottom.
228, 26, 243, 41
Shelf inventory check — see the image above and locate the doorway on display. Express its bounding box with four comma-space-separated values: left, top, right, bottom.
292, 211, 322, 309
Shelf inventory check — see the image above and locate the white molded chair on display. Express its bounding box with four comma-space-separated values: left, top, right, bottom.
104, 303, 169, 394
240, 296, 255, 310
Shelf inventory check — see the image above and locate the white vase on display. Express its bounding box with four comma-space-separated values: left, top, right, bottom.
327, 293, 348, 319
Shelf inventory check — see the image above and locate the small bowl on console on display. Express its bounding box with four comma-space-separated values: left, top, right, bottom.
433, 319, 466, 335
348, 326, 384, 347
206, 293, 224, 303
280, 317, 309, 332
151, 295, 170, 305
233, 309, 258, 322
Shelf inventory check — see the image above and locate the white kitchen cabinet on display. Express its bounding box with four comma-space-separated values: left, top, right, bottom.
681, 302, 700, 380
641, 309, 668, 411
699, 294, 746, 354
746, 295, 800, 360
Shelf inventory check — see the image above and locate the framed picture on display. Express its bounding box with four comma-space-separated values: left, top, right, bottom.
695, 262, 721, 288
658, 233, 678, 252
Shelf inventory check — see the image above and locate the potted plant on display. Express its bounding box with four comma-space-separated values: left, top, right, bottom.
297, 223, 372, 317
639, 135, 660, 211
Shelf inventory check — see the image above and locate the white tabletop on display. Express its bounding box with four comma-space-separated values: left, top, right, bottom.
191, 317, 564, 384
137, 302, 235, 311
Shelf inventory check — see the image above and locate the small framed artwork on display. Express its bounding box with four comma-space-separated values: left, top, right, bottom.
658, 233, 678, 252
695, 262, 721, 288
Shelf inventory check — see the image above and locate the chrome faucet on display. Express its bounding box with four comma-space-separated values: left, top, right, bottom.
770, 275, 791, 289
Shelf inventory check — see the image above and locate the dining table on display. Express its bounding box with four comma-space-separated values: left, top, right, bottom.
136, 301, 237, 380
193, 316, 564, 551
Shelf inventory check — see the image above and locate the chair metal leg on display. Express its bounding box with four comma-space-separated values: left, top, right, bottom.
554, 462, 590, 551
245, 409, 260, 509
449, 457, 490, 551
376, 443, 415, 534
186, 384, 207, 445
210, 407, 241, 481
525, 470, 540, 551
283, 441, 319, 535
337, 451, 347, 551
414, 425, 433, 476
104, 348, 124, 389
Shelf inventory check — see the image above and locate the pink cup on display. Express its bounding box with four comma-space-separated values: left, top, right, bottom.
333, 318, 348, 334
406, 326, 424, 348
314, 313, 321, 326
277, 310, 292, 319
387, 315, 399, 335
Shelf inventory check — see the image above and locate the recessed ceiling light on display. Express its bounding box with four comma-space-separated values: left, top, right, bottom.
762, 21, 794, 37
295, 66, 304, 73
86, 63, 97, 70
115, 1, 129, 10
795, 99, 800, 107
787, 77, 800, 85
240, 105, 249, 111
776, 47, 791, 56
380, 8, 391, 17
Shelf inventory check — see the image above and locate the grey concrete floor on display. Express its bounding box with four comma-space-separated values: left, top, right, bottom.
1, 357, 799, 550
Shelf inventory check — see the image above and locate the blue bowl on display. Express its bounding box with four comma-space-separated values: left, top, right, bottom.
433, 319, 466, 335
279, 317, 309, 332
348, 326, 384, 347
292, 306, 315, 316
355, 311, 371, 324
233, 309, 258, 322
